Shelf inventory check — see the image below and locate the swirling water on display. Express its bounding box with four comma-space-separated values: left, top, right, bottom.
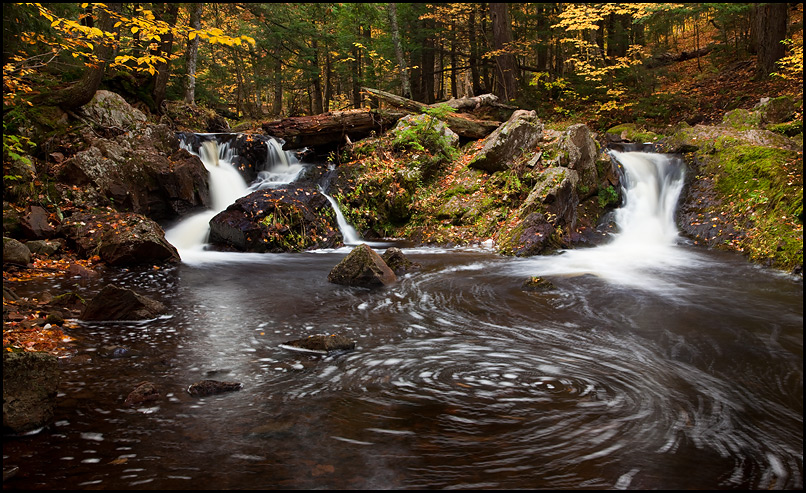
3, 151, 802, 490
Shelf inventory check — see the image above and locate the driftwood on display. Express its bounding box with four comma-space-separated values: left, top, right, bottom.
362, 87, 502, 139
262, 108, 406, 150
645, 45, 714, 68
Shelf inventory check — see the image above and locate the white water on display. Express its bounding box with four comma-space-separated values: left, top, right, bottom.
513, 150, 700, 290
249, 140, 305, 191
319, 187, 363, 245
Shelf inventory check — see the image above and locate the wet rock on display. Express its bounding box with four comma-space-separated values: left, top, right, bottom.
381, 247, 421, 276
20, 206, 57, 240
65, 262, 100, 279
3, 237, 31, 266
187, 380, 242, 397
98, 345, 133, 358
3, 351, 60, 434
208, 186, 341, 252
521, 276, 556, 292
469, 110, 543, 173
44, 311, 64, 326
80, 284, 168, 321
328, 243, 397, 287
281, 334, 356, 354
124, 381, 161, 407
47, 292, 87, 316
62, 211, 179, 266
24, 239, 61, 256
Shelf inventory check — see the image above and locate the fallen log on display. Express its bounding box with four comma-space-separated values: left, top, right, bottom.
645, 44, 714, 68
262, 109, 406, 150
362, 87, 502, 139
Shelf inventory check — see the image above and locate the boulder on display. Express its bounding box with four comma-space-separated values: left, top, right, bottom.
124, 381, 161, 407
558, 124, 600, 199
496, 167, 579, 256
62, 211, 180, 265
281, 334, 356, 354
754, 96, 794, 124
20, 205, 57, 240
390, 113, 460, 148
328, 243, 397, 287
53, 110, 210, 221
80, 284, 168, 321
208, 186, 341, 252
3, 351, 60, 434
25, 239, 61, 256
468, 110, 543, 173
3, 237, 31, 265
80, 90, 147, 131
381, 247, 421, 276
187, 380, 242, 397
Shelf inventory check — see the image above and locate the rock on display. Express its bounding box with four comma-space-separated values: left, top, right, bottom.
328, 243, 397, 287
521, 276, 556, 292
124, 381, 161, 407
2, 203, 23, 238
208, 186, 341, 252
390, 113, 460, 148
281, 334, 356, 354
20, 206, 56, 240
3, 237, 31, 266
80, 284, 168, 321
187, 380, 242, 397
65, 262, 99, 279
381, 247, 421, 276
754, 96, 794, 124
3, 351, 60, 434
62, 211, 180, 265
497, 212, 561, 257
3, 285, 20, 301
468, 110, 543, 173
25, 239, 61, 256
558, 124, 600, 199
80, 90, 147, 131
47, 292, 87, 316
53, 116, 210, 221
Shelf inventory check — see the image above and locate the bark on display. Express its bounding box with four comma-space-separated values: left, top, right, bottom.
183, 3, 202, 104
754, 3, 788, 78
310, 38, 324, 115
151, 3, 179, 113
261, 109, 406, 149
468, 6, 482, 95
361, 87, 502, 139
489, 3, 518, 101
387, 3, 412, 99
39, 3, 122, 110
421, 17, 436, 104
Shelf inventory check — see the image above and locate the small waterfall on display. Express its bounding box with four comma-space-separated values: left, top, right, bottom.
249, 139, 305, 191
166, 138, 249, 252
319, 186, 363, 245
514, 150, 694, 289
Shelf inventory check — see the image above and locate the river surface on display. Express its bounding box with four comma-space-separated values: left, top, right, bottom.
3, 147, 802, 490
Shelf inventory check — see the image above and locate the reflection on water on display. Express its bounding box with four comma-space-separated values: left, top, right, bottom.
3, 246, 802, 490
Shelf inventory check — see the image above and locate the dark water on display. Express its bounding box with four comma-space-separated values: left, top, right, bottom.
3, 244, 803, 490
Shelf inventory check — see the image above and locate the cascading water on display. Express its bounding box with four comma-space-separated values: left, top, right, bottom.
248, 139, 305, 191
514, 150, 696, 290
319, 186, 363, 245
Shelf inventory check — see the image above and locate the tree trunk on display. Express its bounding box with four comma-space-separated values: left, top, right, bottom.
450, 20, 458, 98
469, 6, 481, 95
422, 17, 436, 104
184, 3, 202, 105
489, 3, 518, 101
272, 54, 283, 116
40, 3, 122, 110
151, 3, 179, 113
261, 109, 406, 149
387, 3, 412, 99
754, 3, 788, 78
310, 38, 324, 115
324, 49, 333, 112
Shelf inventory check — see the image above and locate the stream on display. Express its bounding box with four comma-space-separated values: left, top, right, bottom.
2, 138, 802, 490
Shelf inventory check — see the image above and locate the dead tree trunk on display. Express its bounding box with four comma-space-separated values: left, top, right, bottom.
262, 109, 406, 150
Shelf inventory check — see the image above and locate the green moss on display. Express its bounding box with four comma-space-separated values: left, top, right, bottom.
722, 108, 762, 130
706, 145, 802, 270
605, 123, 660, 143
767, 120, 803, 137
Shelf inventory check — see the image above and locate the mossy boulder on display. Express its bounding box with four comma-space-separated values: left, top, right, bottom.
3, 351, 60, 434
327, 243, 397, 288
3, 237, 31, 266
208, 186, 341, 252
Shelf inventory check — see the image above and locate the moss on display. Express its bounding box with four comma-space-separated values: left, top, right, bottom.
767, 120, 803, 137
704, 145, 803, 271
605, 123, 661, 143
722, 108, 762, 130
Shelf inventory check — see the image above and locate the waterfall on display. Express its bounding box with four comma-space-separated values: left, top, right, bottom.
514, 150, 696, 289
249, 139, 305, 191
319, 186, 363, 245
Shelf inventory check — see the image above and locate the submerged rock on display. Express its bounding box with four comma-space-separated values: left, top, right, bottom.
280, 334, 356, 354
80, 284, 167, 321
3, 351, 60, 434
187, 380, 242, 397
328, 243, 397, 287
124, 381, 161, 407
521, 276, 557, 292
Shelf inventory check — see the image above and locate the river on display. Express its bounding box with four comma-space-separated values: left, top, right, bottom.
2, 141, 802, 490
